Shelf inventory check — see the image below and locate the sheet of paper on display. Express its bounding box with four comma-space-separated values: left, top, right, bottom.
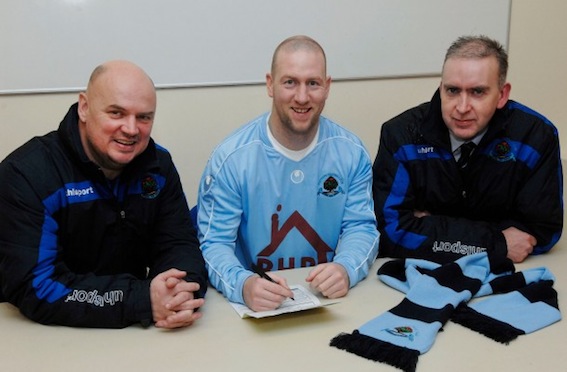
229, 285, 336, 318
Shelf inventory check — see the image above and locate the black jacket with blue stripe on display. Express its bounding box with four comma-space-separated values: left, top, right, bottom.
373, 90, 563, 263
0, 103, 207, 328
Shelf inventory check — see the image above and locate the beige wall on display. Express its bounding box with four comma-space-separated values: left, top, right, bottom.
1, 0, 565, 204
507, 0, 567, 137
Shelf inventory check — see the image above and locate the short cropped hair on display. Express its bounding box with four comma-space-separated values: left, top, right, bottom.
444, 35, 508, 87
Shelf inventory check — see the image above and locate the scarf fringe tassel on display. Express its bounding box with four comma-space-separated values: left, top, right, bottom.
330, 330, 419, 372
451, 304, 524, 344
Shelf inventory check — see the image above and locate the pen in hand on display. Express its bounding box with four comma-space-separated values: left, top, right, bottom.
251, 263, 294, 300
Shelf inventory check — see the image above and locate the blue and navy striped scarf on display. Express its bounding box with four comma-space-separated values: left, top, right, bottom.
331, 253, 561, 372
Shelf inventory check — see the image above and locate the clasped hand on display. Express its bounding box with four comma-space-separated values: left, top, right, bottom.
150, 268, 205, 329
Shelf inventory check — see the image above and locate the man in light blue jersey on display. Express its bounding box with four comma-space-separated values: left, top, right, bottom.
197, 35, 379, 312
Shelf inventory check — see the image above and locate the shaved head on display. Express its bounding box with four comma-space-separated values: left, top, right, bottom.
271, 35, 327, 76
86, 60, 155, 94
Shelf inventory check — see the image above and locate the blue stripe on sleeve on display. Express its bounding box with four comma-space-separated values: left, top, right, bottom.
382, 145, 453, 250
32, 181, 107, 303
33, 188, 72, 303
507, 101, 554, 129
383, 164, 427, 250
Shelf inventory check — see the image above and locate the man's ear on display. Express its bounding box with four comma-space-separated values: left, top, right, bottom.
497, 82, 511, 109
324, 75, 332, 99
77, 92, 88, 122
266, 73, 274, 98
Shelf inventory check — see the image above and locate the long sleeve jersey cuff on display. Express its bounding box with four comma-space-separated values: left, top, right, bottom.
125, 279, 153, 327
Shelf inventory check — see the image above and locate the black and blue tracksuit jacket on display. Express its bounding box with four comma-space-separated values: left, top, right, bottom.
0, 103, 207, 328
373, 90, 563, 263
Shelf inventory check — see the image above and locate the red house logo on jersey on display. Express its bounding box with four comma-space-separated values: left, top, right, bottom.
256, 204, 333, 270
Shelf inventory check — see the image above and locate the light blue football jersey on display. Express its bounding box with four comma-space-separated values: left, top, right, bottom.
197, 113, 379, 304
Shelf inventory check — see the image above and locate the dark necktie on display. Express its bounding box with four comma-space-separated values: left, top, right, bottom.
457, 142, 476, 169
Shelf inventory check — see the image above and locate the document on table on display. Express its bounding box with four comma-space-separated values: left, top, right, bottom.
229, 284, 337, 318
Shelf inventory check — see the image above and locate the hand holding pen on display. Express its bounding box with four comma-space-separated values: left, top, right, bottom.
242, 264, 295, 311
251, 263, 294, 300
